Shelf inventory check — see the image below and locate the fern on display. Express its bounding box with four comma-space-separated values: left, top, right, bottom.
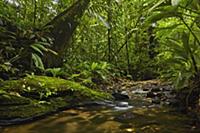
32, 53, 44, 70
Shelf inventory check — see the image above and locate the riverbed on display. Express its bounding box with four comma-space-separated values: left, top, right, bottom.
1, 79, 200, 133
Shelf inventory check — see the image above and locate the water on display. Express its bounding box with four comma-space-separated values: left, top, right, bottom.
1, 82, 200, 133
1, 100, 200, 133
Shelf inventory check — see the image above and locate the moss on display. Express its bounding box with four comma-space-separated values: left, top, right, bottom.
0, 76, 112, 125
0, 94, 30, 106
0, 97, 70, 120
1, 75, 112, 100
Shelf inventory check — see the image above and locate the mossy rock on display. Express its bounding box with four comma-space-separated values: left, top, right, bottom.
0, 94, 30, 106
0, 76, 112, 125
0, 75, 112, 100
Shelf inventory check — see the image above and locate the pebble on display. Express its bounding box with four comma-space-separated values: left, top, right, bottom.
117, 102, 129, 107
114, 102, 133, 110
114, 106, 133, 110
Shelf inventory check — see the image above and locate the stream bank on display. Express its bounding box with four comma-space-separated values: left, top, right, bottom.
0, 75, 112, 126
2, 78, 200, 133
1, 77, 200, 132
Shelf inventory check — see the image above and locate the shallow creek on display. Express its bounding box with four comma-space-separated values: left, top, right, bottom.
1, 81, 200, 133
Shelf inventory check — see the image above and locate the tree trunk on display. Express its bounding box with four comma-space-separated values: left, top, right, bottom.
44, 0, 90, 67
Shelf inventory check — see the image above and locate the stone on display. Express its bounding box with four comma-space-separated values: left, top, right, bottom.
156, 92, 163, 97
146, 92, 156, 98
0, 76, 113, 126
152, 97, 161, 104
151, 87, 161, 92
116, 102, 129, 107
112, 92, 129, 100
143, 88, 149, 91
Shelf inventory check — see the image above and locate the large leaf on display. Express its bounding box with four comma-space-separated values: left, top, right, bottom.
146, 6, 180, 25
33, 43, 48, 52
167, 39, 188, 56
32, 53, 44, 70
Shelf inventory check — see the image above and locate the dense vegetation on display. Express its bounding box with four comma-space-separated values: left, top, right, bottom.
1, 0, 200, 112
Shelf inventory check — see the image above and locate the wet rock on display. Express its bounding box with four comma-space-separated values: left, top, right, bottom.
114, 106, 133, 111
132, 90, 147, 94
121, 91, 128, 95
162, 85, 172, 91
151, 87, 162, 92
152, 97, 161, 104
146, 92, 156, 98
0, 73, 9, 80
166, 99, 179, 106
81, 100, 115, 107
143, 88, 149, 91
114, 101, 133, 110
161, 96, 167, 101
116, 102, 129, 107
112, 92, 129, 100
156, 92, 163, 97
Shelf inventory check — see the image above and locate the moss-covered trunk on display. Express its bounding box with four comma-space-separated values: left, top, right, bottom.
44, 0, 90, 67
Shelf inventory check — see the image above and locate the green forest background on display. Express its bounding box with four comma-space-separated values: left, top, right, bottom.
1, 0, 200, 108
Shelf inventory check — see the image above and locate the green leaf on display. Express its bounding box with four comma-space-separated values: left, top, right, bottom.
91, 62, 98, 70
146, 7, 180, 24
34, 43, 48, 52
39, 42, 51, 46
148, 0, 165, 13
71, 73, 81, 79
0, 89, 6, 95
181, 32, 190, 54
32, 53, 44, 70
101, 62, 108, 70
41, 37, 47, 42
47, 48, 58, 55
30, 45, 44, 55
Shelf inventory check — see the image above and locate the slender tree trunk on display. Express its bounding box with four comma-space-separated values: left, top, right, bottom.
123, 2, 130, 74
107, 0, 112, 62
33, 0, 37, 27
125, 27, 130, 74
43, 0, 90, 67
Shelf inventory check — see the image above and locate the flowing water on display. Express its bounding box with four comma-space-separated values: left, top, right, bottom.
1, 83, 200, 133
1, 101, 200, 133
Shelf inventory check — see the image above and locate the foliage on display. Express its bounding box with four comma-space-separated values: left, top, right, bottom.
45, 61, 114, 88
1, 0, 200, 108
145, 0, 200, 90
0, 21, 56, 75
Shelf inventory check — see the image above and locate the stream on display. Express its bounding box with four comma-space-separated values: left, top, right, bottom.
1, 80, 200, 133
